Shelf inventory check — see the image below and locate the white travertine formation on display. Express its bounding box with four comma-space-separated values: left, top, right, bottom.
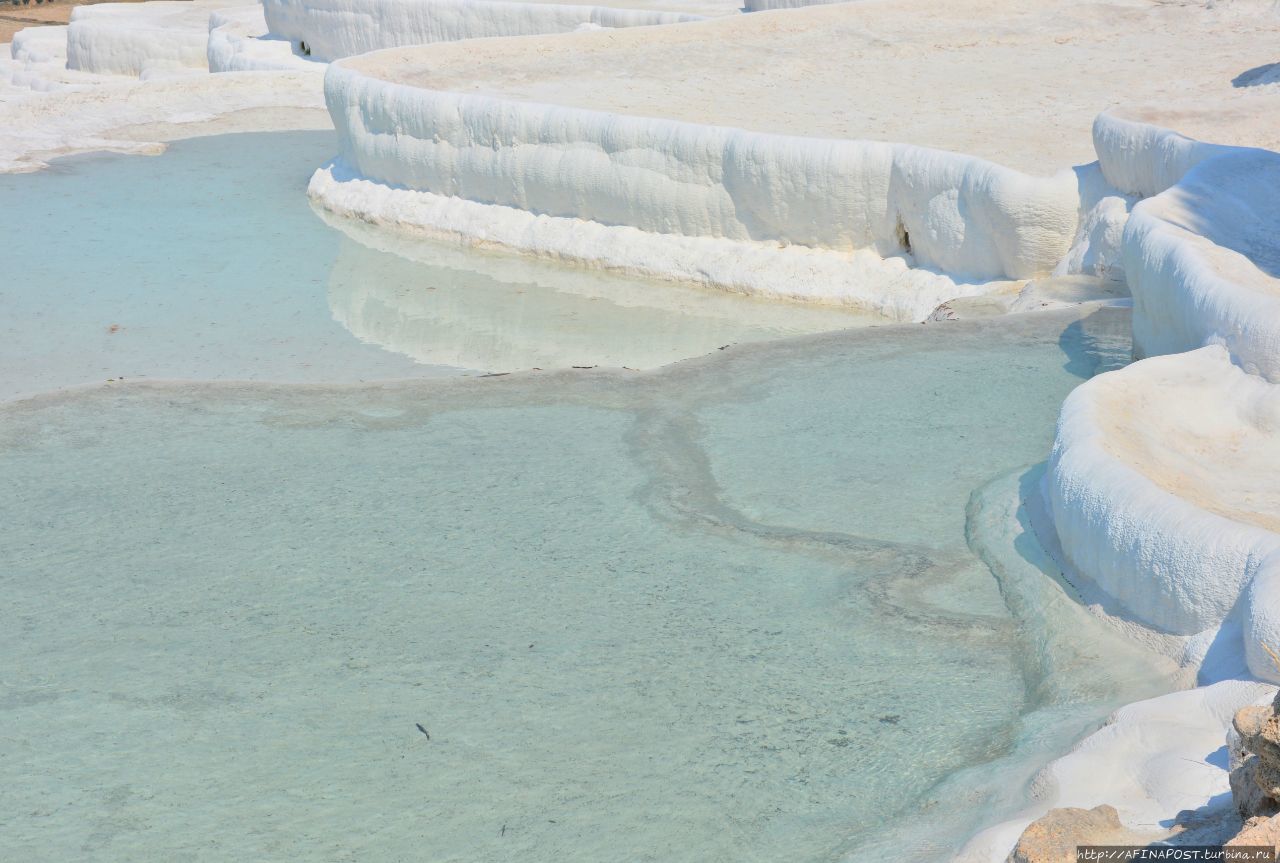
3, 26, 80, 93
207, 6, 318, 73
0, 69, 326, 172
1092, 113, 1232, 200
315, 57, 1081, 313
66, 0, 258, 76
992, 342, 1280, 860
1026, 108, 1280, 851
261, 0, 711, 62
308, 0, 1280, 313
0, 0, 327, 171
9, 26, 69, 70
1047, 347, 1280, 666
348, 1, 1280, 176
309, 160, 1014, 320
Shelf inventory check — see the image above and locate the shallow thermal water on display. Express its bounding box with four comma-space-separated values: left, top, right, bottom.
0, 131, 876, 401
1, 307, 1171, 862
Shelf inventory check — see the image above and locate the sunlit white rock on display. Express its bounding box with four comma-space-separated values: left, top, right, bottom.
315, 51, 1081, 314
1048, 346, 1280, 675
261, 0, 715, 62
0, 70, 325, 172
311, 157, 1031, 320
208, 6, 318, 73
1095, 117, 1280, 383
66, 0, 259, 77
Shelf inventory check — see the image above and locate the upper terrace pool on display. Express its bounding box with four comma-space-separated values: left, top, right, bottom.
0, 130, 876, 400
1, 129, 1173, 861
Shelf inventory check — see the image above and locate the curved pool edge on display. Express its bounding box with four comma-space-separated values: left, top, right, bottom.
982, 117, 1280, 861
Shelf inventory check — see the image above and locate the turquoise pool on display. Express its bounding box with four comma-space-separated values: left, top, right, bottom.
0, 159, 1169, 863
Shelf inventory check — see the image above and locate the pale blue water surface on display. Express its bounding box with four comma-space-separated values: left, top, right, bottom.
0, 131, 875, 400
0, 134, 1173, 862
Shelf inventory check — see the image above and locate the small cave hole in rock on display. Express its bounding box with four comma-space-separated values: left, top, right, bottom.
895, 217, 911, 255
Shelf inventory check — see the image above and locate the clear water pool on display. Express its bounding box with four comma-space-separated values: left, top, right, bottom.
0, 131, 877, 401
0, 300, 1171, 861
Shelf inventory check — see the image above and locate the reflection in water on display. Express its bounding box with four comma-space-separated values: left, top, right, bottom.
322, 213, 884, 372
0, 130, 880, 402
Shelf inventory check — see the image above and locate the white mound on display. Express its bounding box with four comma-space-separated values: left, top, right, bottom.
2, 26, 81, 94
1048, 346, 1280, 678
312, 80, 1065, 315
66, 0, 258, 76
990, 340, 1280, 860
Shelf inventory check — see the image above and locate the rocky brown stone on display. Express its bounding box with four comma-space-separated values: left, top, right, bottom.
1256, 757, 1280, 800
1234, 706, 1280, 766
1210, 699, 1280, 851
1007, 805, 1158, 863
1232, 756, 1280, 820
1227, 813, 1280, 853
1236, 706, 1271, 741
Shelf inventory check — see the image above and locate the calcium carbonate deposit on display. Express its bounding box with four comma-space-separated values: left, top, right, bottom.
3, 0, 1280, 859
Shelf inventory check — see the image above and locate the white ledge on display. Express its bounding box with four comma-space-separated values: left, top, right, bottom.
313, 54, 1087, 313
1094, 116, 1280, 383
